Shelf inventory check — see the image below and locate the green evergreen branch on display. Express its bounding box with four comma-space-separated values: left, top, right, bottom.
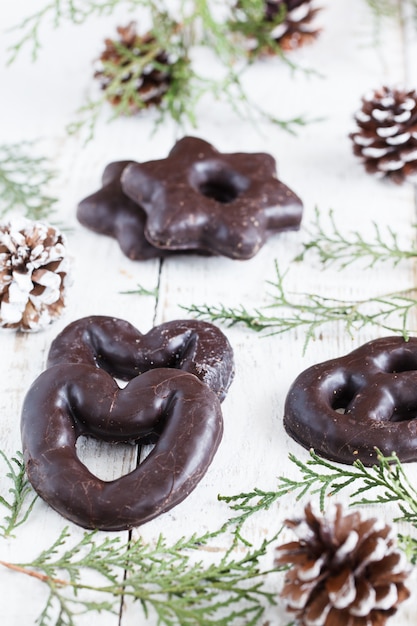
183, 261, 417, 353
0, 142, 57, 221
3, 441, 417, 619
0, 446, 282, 625
364, 0, 400, 18
0, 450, 37, 537
220, 449, 417, 559
7, 0, 142, 63
8, 0, 313, 138
0, 525, 279, 626
69, 19, 310, 139
296, 208, 417, 269
363, 0, 417, 46
119, 283, 159, 297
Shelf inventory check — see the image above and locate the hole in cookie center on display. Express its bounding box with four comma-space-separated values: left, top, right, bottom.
76, 436, 138, 481
189, 160, 250, 204
375, 351, 417, 373
331, 388, 355, 413
390, 408, 417, 422
330, 379, 361, 414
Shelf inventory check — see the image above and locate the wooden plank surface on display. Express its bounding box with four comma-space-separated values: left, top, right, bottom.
1, 1, 417, 624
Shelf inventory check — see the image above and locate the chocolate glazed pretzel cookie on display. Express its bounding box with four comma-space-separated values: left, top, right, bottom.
21, 316, 234, 530
284, 336, 417, 466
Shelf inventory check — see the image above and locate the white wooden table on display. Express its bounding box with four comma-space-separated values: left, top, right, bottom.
1, 1, 417, 624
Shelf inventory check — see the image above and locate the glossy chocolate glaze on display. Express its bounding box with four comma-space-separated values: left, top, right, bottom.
47, 316, 235, 401
284, 336, 417, 465
76, 161, 175, 260
121, 136, 303, 260
21, 366, 223, 530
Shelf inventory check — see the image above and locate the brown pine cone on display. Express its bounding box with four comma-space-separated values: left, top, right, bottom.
275, 503, 410, 626
94, 22, 183, 113
350, 86, 417, 184
231, 0, 321, 55
0, 218, 70, 331
265, 0, 321, 51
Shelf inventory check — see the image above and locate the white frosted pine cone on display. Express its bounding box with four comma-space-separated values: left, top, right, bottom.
231, 0, 321, 56
265, 0, 321, 51
275, 502, 410, 626
0, 218, 70, 331
350, 86, 417, 184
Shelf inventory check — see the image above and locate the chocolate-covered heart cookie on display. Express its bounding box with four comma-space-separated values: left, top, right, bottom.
22, 366, 223, 531
21, 316, 234, 530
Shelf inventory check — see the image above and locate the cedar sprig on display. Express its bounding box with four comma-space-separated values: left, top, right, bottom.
8, 0, 311, 137
6, 0, 143, 63
0, 524, 279, 626
0, 450, 37, 538
218, 449, 363, 533
364, 0, 417, 46
364, 0, 400, 17
296, 207, 417, 268
8, 0, 261, 64
183, 261, 417, 353
220, 449, 417, 559
0, 142, 57, 221
365, 0, 417, 19
69, 9, 310, 138
119, 282, 159, 297
0, 446, 279, 625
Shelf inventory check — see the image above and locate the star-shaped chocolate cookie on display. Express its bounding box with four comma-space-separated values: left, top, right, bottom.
121, 136, 303, 260
77, 161, 175, 260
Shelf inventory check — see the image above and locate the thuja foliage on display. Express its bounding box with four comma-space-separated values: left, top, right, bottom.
0, 527, 279, 626
365, 0, 401, 17
0, 142, 57, 221
2, 443, 417, 622
364, 0, 417, 45
0, 450, 37, 537
119, 282, 159, 297
7, 0, 285, 63
0, 447, 280, 626
7, 0, 312, 137
220, 448, 417, 562
365, 0, 417, 19
183, 260, 417, 353
296, 208, 417, 269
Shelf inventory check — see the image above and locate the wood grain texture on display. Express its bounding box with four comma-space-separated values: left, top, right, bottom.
1, 1, 417, 624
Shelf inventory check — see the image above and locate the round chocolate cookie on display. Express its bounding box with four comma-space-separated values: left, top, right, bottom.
21, 316, 234, 530
284, 336, 417, 465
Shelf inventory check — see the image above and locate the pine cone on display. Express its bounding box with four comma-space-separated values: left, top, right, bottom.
231, 0, 321, 55
266, 0, 321, 50
350, 86, 417, 184
275, 503, 410, 626
0, 218, 70, 332
94, 22, 182, 113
